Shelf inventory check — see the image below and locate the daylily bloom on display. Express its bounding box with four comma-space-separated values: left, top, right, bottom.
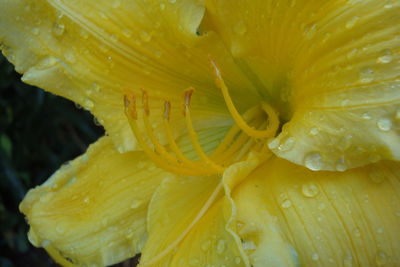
1, 0, 400, 266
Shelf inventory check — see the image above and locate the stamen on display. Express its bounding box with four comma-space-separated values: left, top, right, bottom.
141, 90, 177, 163
163, 100, 208, 169
124, 94, 200, 176
183, 89, 225, 173
209, 58, 279, 138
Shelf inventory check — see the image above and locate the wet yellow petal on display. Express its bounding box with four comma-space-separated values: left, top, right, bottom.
140, 174, 246, 266
20, 136, 169, 266
204, 0, 400, 170
233, 156, 400, 266
0, 0, 256, 152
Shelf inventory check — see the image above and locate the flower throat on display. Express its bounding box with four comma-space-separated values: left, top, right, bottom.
124, 60, 279, 176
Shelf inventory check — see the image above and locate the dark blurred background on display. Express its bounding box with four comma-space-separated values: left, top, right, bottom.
0, 54, 138, 266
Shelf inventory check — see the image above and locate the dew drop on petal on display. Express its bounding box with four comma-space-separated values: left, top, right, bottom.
302, 182, 319, 198
52, 23, 65, 36
234, 21, 247, 35
353, 228, 361, 237
345, 16, 359, 29
41, 240, 51, 248
140, 31, 152, 42
235, 257, 241, 264
281, 199, 292, 209
375, 251, 388, 266
130, 199, 142, 209
304, 152, 323, 171
84, 98, 94, 109
201, 240, 211, 251
377, 118, 392, 131
359, 67, 374, 83
216, 239, 226, 254
369, 170, 385, 184
343, 255, 353, 267
31, 27, 40, 35
335, 157, 347, 172
278, 137, 296, 152
311, 253, 319, 261
309, 127, 319, 136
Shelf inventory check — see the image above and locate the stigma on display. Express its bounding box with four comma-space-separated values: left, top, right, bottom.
124, 62, 279, 176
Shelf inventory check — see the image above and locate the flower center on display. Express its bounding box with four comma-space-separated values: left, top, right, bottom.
124, 62, 279, 176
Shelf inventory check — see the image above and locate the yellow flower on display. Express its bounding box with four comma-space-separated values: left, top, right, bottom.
1, 0, 400, 266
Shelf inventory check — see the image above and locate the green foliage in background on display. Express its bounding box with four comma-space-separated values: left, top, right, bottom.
0, 54, 103, 267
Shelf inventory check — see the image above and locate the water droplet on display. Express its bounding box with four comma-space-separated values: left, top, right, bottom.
318, 203, 326, 210
201, 240, 211, 251
52, 23, 65, 36
303, 23, 317, 40
189, 258, 199, 266
84, 98, 94, 109
130, 199, 142, 209
369, 170, 385, 183
345, 16, 359, 29
56, 226, 65, 234
375, 251, 388, 266
343, 255, 353, 267
395, 109, 400, 120
31, 27, 40, 35
92, 82, 101, 92
384, 4, 393, 8
278, 137, 296, 152
234, 21, 247, 35
169, 0, 176, 3
362, 112, 372, 120
336, 157, 347, 172
83, 196, 90, 203
139, 31, 152, 42
309, 127, 319, 135
242, 240, 256, 250
353, 228, 361, 237
41, 240, 51, 247
65, 51, 76, 63
377, 118, 392, 131
376, 227, 384, 234
160, 3, 166, 10
112, 0, 121, 8
304, 152, 323, 171
359, 67, 374, 83
268, 138, 280, 149
216, 239, 226, 254
122, 28, 133, 38
311, 253, 319, 261
347, 48, 358, 59
235, 257, 241, 264
281, 199, 292, 209
302, 182, 320, 198
377, 54, 393, 64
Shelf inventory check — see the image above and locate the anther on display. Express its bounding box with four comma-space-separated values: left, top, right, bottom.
163, 101, 171, 121
124, 94, 137, 120
141, 89, 150, 116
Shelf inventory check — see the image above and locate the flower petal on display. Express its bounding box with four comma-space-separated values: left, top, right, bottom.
0, 0, 256, 152
20, 136, 169, 266
140, 174, 245, 266
233, 156, 400, 266
204, 0, 400, 170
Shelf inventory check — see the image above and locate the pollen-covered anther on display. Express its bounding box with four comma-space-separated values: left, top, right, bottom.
124, 87, 275, 176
